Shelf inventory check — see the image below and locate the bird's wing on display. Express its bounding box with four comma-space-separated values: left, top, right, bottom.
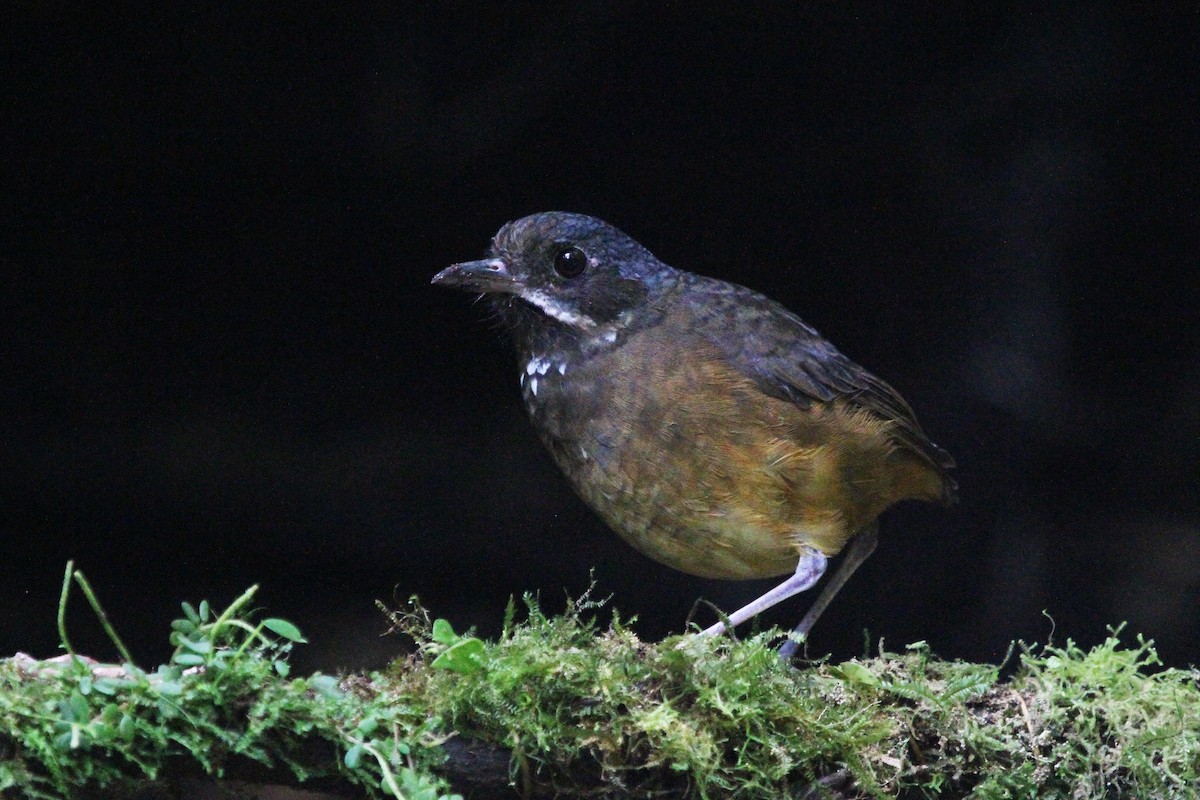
682, 277, 956, 476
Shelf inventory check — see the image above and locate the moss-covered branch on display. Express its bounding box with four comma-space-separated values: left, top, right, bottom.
2, 579, 1198, 799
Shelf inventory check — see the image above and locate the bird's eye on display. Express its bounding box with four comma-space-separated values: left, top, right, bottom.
552, 246, 588, 279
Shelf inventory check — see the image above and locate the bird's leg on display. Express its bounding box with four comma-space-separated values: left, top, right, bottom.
778, 522, 879, 659
698, 547, 828, 637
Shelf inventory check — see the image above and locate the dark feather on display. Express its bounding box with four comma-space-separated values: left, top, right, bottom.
679, 274, 957, 495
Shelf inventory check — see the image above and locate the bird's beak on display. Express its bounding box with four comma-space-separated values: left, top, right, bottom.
431, 258, 521, 294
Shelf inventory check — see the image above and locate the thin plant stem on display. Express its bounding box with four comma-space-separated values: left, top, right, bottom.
57, 559, 76, 658
73, 568, 137, 667
211, 584, 260, 633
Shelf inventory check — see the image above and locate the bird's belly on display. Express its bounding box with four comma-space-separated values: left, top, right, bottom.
529, 367, 806, 580
552, 431, 802, 579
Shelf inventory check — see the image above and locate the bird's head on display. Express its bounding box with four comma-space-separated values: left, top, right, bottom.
433, 212, 677, 344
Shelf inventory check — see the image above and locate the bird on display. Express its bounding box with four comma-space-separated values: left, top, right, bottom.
432, 212, 955, 651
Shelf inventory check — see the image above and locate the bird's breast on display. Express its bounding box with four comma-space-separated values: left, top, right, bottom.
519, 352, 570, 412
517, 330, 806, 580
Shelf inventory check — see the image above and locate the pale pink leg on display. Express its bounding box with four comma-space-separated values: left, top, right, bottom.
778, 523, 879, 658
698, 547, 828, 637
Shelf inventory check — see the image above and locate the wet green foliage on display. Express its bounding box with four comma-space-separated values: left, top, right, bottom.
395, 594, 1200, 798
2, 572, 1198, 798
0, 574, 458, 800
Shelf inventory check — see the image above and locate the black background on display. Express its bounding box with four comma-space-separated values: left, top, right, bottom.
4, 6, 1197, 672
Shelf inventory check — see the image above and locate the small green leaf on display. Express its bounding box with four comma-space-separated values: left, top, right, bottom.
172, 652, 206, 667
309, 674, 342, 699
179, 636, 212, 655
181, 602, 200, 624
431, 637, 486, 674
273, 659, 291, 677
431, 618, 458, 645
356, 715, 379, 737
198, 599, 211, 621
118, 714, 136, 740
344, 742, 364, 770
263, 617, 307, 642
171, 618, 197, 634
835, 662, 881, 687
68, 692, 89, 721
155, 664, 183, 680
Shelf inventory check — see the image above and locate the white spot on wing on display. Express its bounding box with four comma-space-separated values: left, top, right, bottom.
530, 376, 539, 396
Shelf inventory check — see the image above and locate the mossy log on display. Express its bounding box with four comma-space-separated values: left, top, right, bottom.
3, 589, 1197, 799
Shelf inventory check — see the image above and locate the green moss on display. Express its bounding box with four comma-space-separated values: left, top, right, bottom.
0, 578, 459, 800
1002, 629, 1200, 798
2, 574, 1198, 799
388, 595, 1200, 798
398, 595, 893, 797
